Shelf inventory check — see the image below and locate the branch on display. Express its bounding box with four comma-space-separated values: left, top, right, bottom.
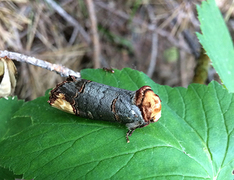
146, 6, 158, 78
86, 0, 101, 68
0, 50, 81, 78
147, 30, 158, 78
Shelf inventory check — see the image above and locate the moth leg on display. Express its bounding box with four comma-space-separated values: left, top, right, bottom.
126, 129, 135, 143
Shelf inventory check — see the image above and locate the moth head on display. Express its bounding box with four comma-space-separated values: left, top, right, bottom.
134, 86, 161, 123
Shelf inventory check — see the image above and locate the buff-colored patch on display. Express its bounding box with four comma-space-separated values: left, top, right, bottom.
51, 94, 75, 114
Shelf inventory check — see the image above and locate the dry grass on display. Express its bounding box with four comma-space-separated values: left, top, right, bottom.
0, 0, 233, 100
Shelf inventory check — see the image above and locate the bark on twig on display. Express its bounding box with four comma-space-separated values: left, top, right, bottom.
0, 50, 81, 78
86, 0, 101, 68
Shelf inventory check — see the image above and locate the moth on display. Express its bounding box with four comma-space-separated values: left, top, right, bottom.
48, 76, 161, 142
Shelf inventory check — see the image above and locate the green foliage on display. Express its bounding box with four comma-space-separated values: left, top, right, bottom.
0, 68, 233, 180
0, 97, 25, 141
163, 47, 179, 63
197, 0, 234, 93
0, 167, 22, 180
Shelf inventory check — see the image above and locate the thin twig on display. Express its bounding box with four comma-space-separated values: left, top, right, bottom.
182, 30, 200, 58
45, 0, 91, 44
147, 30, 158, 78
0, 50, 81, 78
69, 27, 79, 45
146, 6, 158, 78
26, 4, 43, 51
179, 47, 187, 87
86, 0, 101, 68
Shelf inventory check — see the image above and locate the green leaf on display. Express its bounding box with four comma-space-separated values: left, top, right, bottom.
0, 97, 26, 180
0, 167, 22, 180
196, 0, 234, 92
0, 68, 233, 179
0, 97, 25, 140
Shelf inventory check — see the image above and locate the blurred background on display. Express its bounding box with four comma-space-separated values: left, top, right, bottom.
0, 0, 232, 100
